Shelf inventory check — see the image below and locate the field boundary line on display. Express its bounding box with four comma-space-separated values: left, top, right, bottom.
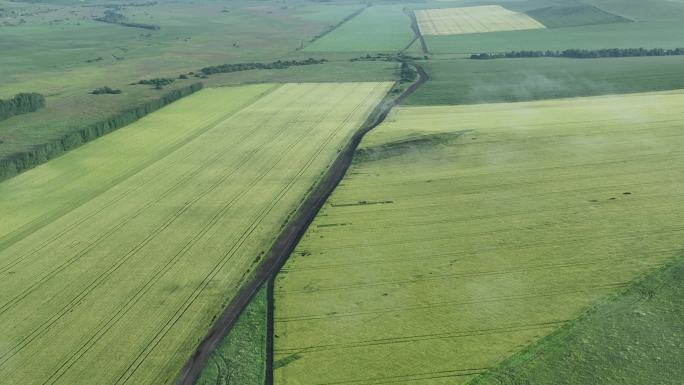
466, 253, 684, 385
299, 4, 369, 51
408, 10, 429, 55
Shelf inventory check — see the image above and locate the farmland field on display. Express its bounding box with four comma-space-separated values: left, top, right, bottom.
4, 0, 684, 383
425, 20, 684, 53
0, 81, 391, 385
404, 55, 684, 105
415, 6, 546, 36
273, 90, 684, 384
525, 3, 631, 28
302, 5, 415, 53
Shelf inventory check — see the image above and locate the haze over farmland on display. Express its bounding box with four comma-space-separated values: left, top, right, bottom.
1, 0, 683, 384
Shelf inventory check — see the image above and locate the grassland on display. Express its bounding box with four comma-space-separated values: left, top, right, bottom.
273, 90, 684, 384
472, 256, 684, 385
416, 6, 545, 36
404, 55, 684, 105
197, 286, 267, 385
302, 5, 415, 53
0, 81, 391, 385
425, 20, 684, 53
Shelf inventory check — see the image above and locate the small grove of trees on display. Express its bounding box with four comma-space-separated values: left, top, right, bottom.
199, 58, 327, 76
0, 93, 46, 121
91, 86, 122, 95
399, 62, 417, 83
471, 47, 684, 60
133, 78, 175, 89
94, 9, 160, 30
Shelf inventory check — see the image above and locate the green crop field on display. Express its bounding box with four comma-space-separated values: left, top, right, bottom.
473, 256, 684, 385
0, 81, 391, 385
303, 4, 415, 53
273, 90, 684, 384
404, 55, 684, 105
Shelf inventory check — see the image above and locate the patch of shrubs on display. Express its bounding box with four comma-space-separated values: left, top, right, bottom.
0, 93, 46, 121
133, 78, 175, 89
94, 9, 160, 30
91, 86, 122, 95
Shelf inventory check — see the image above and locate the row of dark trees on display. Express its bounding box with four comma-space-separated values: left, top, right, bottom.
91, 86, 122, 95
94, 9, 159, 30
199, 58, 327, 76
0, 93, 46, 121
134, 78, 175, 89
471, 48, 684, 60
0, 83, 202, 182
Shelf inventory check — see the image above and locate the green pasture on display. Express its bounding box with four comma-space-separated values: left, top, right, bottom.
404, 55, 684, 105
0, 82, 391, 385
197, 286, 267, 385
472, 256, 684, 385
273, 90, 684, 384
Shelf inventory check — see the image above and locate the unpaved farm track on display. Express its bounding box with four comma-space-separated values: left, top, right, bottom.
176, 65, 428, 385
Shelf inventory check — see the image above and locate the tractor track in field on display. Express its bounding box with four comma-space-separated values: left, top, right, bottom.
176, 64, 428, 385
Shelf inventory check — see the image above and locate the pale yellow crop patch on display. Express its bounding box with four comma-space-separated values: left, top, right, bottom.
416, 5, 546, 35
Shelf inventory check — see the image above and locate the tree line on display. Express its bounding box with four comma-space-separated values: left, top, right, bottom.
199, 58, 327, 76
0, 83, 202, 182
471, 48, 684, 60
94, 9, 160, 30
0, 93, 46, 121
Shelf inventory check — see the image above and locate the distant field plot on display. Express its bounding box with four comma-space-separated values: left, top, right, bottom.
273, 90, 684, 384
585, 0, 684, 21
303, 5, 414, 52
403, 56, 684, 105
473, 256, 684, 385
416, 6, 545, 35
525, 3, 631, 28
0, 82, 391, 385
425, 20, 684, 53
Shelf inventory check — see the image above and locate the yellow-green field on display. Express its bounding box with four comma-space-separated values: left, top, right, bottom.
0, 82, 391, 385
273, 90, 684, 384
416, 6, 546, 36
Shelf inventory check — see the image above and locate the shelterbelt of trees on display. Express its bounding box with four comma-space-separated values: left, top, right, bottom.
471, 47, 684, 60
199, 58, 327, 76
0, 83, 202, 181
0, 93, 45, 121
